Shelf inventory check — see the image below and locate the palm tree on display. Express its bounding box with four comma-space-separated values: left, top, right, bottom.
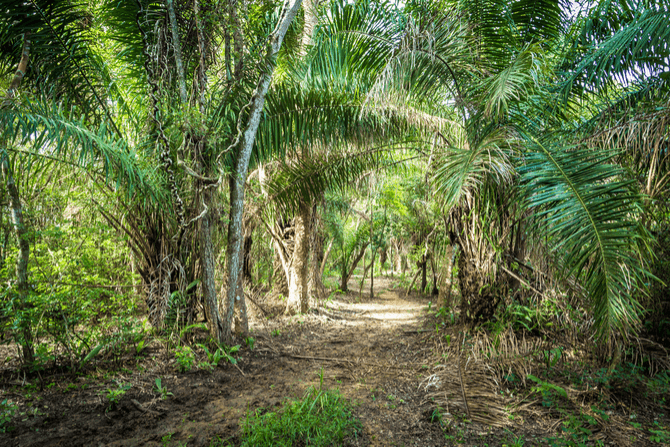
429, 0, 668, 342
0, 0, 169, 362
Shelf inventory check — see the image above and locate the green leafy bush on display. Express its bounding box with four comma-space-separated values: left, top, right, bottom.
175, 346, 195, 372
0, 399, 17, 432
240, 386, 361, 447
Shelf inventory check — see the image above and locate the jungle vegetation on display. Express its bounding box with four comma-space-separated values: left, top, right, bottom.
0, 0, 668, 385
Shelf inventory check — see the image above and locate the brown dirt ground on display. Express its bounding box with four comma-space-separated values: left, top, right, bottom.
0, 277, 666, 446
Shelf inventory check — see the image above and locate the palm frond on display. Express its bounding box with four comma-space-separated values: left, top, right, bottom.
432, 123, 513, 210
519, 137, 649, 341
563, 4, 670, 93
0, 99, 165, 202
0, 0, 118, 125
265, 147, 405, 214
479, 44, 547, 121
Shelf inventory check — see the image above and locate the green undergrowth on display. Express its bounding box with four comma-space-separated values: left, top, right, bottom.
238, 385, 362, 447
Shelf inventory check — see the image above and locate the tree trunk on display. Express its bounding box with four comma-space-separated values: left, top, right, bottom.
200, 187, 224, 342
369, 226, 374, 299
430, 249, 439, 296
224, 0, 304, 342
301, 0, 321, 53
2, 33, 33, 364
420, 256, 427, 294
234, 249, 249, 336
320, 237, 334, 279
340, 243, 368, 292
287, 202, 311, 313
167, 0, 188, 105
457, 245, 501, 326
243, 230, 253, 283
308, 208, 325, 302
1, 158, 34, 364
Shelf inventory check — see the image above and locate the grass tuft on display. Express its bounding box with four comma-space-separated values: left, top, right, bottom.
240, 386, 361, 447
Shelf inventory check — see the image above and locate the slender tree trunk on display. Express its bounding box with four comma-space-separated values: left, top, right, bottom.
430, 251, 439, 295
194, 0, 208, 109
243, 231, 253, 283
308, 208, 325, 302
234, 245, 248, 336
5, 34, 30, 99
320, 237, 334, 279
1, 158, 33, 364
287, 202, 311, 313
369, 233, 374, 299
420, 256, 427, 294
301, 0, 321, 53
2, 34, 34, 364
225, 0, 304, 341
340, 243, 368, 291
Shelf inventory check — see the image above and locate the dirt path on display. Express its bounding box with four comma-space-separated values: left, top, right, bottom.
4, 278, 475, 446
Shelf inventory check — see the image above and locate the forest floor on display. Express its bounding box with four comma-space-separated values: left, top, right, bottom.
1, 276, 669, 446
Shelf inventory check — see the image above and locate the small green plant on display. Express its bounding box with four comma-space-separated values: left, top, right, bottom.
239, 386, 361, 446
162, 432, 174, 446
502, 429, 525, 447
0, 399, 17, 433
650, 420, 670, 443
542, 347, 564, 368
272, 329, 281, 337
245, 337, 255, 351
199, 344, 223, 366
175, 345, 196, 372
135, 335, 147, 354
527, 374, 567, 407
154, 378, 173, 399
101, 382, 131, 411
430, 406, 444, 425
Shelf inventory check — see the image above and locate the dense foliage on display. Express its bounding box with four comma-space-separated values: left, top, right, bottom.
0, 0, 668, 369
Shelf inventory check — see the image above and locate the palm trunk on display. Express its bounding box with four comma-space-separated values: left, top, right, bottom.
1, 158, 34, 364
287, 202, 311, 313
200, 186, 224, 342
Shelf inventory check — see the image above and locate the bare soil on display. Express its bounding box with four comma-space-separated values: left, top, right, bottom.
1, 277, 667, 446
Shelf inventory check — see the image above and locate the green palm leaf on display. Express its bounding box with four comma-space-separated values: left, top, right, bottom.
564, 4, 670, 93
0, 99, 164, 201
432, 122, 513, 210
265, 149, 385, 214
519, 136, 648, 341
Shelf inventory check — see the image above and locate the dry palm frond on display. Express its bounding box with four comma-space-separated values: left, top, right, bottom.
424, 356, 512, 427
625, 336, 670, 376
585, 101, 670, 199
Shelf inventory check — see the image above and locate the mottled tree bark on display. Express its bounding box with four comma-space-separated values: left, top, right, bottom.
2, 34, 34, 364
340, 243, 368, 292
224, 0, 304, 342
199, 186, 224, 341
287, 203, 311, 313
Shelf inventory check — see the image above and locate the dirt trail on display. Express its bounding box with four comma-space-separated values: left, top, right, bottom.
5, 278, 458, 447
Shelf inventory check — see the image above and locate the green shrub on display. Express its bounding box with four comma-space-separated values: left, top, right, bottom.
175, 346, 195, 372
240, 386, 361, 447
0, 399, 17, 432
